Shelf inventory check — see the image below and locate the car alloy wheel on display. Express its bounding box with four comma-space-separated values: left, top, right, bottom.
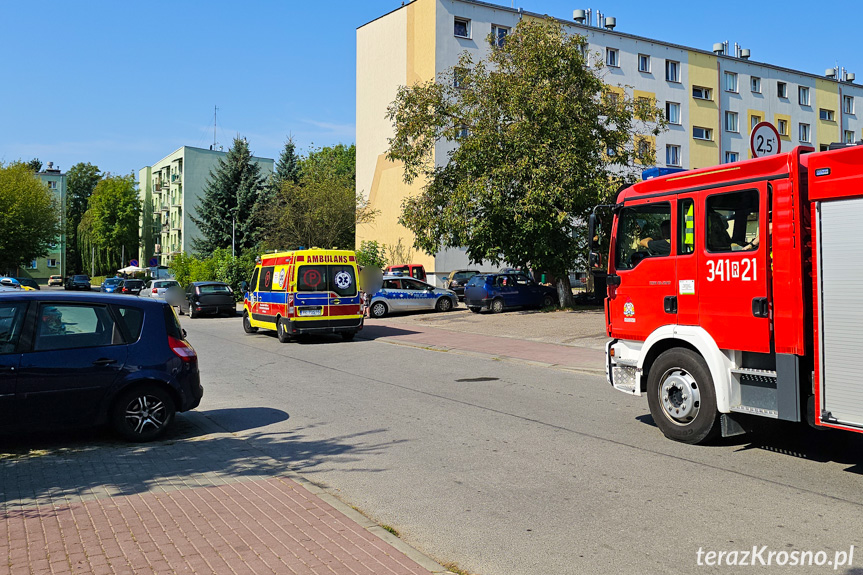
112, 386, 176, 442
370, 302, 388, 318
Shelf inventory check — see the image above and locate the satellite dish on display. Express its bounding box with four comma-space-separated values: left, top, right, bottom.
359, 267, 383, 294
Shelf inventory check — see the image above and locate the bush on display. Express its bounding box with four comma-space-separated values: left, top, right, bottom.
168, 249, 259, 301
356, 240, 387, 270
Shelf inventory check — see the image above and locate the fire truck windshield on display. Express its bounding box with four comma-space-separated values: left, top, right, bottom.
615, 202, 672, 270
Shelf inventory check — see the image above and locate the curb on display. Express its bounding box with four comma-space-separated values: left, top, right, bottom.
185, 412, 455, 575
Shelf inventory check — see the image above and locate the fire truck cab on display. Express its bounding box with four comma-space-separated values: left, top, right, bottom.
596, 144, 863, 444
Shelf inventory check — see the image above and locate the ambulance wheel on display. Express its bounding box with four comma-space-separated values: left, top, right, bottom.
435, 297, 453, 312
491, 298, 505, 314
647, 348, 720, 445
242, 310, 257, 334
276, 318, 291, 343
370, 301, 388, 318
341, 331, 356, 341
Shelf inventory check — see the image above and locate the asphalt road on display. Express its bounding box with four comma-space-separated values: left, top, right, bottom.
184, 314, 863, 575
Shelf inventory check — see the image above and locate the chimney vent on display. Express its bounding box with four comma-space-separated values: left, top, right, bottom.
604, 16, 616, 30
573, 9, 587, 23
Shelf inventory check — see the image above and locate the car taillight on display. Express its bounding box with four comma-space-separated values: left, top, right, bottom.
152, 288, 158, 293
168, 335, 197, 363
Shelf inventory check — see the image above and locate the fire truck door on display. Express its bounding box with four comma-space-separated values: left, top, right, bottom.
607, 199, 677, 341
698, 184, 771, 353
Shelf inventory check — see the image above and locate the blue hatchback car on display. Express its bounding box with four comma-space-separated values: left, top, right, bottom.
464, 272, 558, 313
0, 292, 202, 441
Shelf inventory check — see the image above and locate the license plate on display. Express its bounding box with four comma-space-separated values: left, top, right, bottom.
298, 308, 322, 317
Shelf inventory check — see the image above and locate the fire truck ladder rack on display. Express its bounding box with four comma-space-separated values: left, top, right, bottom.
729, 368, 779, 418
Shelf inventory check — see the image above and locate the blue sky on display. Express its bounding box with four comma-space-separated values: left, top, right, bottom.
1, 0, 858, 177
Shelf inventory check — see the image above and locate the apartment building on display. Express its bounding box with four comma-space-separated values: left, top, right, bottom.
356, 0, 863, 283
138, 146, 274, 266
19, 162, 66, 282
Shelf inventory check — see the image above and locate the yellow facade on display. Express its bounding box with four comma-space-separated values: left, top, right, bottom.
816, 78, 839, 149
773, 113, 792, 142
356, 0, 437, 272
687, 51, 719, 169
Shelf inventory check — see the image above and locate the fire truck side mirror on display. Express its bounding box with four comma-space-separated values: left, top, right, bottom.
588, 212, 600, 250
589, 252, 602, 268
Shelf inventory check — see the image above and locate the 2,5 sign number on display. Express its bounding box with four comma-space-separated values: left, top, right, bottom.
750, 122, 782, 158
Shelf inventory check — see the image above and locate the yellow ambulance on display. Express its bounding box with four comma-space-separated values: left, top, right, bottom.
242, 248, 363, 342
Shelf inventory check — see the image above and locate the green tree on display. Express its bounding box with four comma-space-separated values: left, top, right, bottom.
257, 144, 376, 252
386, 18, 665, 306
192, 136, 266, 256
26, 158, 42, 173
0, 162, 62, 273
66, 162, 102, 273
273, 137, 300, 187
79, 174, 140, 275
355, 240, 387, 270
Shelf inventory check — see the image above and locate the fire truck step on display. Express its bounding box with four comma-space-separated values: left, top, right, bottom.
730, 368, 777, 378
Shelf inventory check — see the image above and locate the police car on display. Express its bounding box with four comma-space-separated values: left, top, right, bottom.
368, 275, 458, 318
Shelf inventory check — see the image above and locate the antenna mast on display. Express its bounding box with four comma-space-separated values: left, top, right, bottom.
213, 105, 219, 150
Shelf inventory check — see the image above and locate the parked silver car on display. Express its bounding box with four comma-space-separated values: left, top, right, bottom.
139, 279, 184, 308
368, 275, 457, 318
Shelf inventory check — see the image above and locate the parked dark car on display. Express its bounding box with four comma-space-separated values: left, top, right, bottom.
444, 269, 479, 301
464, 272, 558, 313
181, 282, 235, 318
14, 278, 40, 290
0, 291, 202, 441
117, 279, 144, 295
65, 274, 92, 291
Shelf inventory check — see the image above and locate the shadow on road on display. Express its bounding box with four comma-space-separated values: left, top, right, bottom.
0, 407, 401, 508
636, 412, 863, 468
356, 324, 420, 340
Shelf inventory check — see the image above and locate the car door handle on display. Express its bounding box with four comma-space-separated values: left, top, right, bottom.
92, 358, 118, 366
664, 296, 678, 314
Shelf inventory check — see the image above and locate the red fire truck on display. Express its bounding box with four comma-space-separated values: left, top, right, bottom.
590, 144, 863, 444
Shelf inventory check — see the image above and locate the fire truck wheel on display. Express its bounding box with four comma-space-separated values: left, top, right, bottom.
276, 318, 291, 343
647, 348, 719, 445
242, 310, 257, 333
491, 298, 505, 313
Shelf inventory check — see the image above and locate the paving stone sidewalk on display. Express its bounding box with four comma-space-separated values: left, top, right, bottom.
1, 414, 446, 575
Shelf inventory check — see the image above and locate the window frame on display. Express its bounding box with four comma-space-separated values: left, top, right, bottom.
819, 108, 835, 122
638, 53, 651, 73
844, 130, 855, 144
724, 71, 738, 93
665, 101, 681, 125
678, 198, 695, 256
704, 189, 760, 254
777, 119, 788, 136
490, 24, 509, 48
843, 95, 855, 115
693, 126, 713, 141
725, 151, 740, 164
614, 201, 673, 270
666, 144, 681, 167
799, 122, 811, 143
606, 47, 619, 68
750, 115, 762, 131
725, 111, 739, 133
453, 17, 470, 39
799, 86, 810, 106
33, 302, 124, 352
692, 86, 712, 100
777, 81, 788, 99
665, 60, 680, 83
750, 76, 761, 93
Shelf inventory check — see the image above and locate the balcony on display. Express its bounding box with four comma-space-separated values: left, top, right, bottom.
171, 174, 182, 183
160, 204, 170, 212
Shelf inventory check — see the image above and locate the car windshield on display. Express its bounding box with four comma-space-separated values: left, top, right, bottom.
73, 275, 89, 281
105, 278, 122, 285
125, 280, 143, 287
466, 275, 488, 287
155, 281, 179, 288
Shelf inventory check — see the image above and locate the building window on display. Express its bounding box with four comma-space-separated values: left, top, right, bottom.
751, 77, 761, 93
843, 95, 855, 114
665, 60, 680, 82
665, 102, 681, 125
666, 145, 681, 167
28, 260, 38, 269
799, 86, 810, 106
750, 115, 762, 131
636, 138, 652, 160
724, 72, 738, 93
777, 119, 788, 136
693, 126, 713, 141
48, 258, 58, 268
725, 111, 739, 133
638, 54, 650, 73
453, 67, 468, 89
777, 82, 788, 99
47, 180, 57, 189
725, 151, 739, 163
799, 123, 811, 142
491, 25, 508, 48
819, 108, 835, 121
606, 48, 619, 67
845, 130, 855, 144
456, 124, 469, 139
454, 17, 470, 38
635, 97, 653, 120
692, 86, 712, 100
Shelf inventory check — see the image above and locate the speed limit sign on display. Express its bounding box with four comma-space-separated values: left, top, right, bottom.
750, 122, 781, 158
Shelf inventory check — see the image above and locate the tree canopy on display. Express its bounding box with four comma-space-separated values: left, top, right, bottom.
192, 136, 267, 256
78, 174, 140, 275
66, 162, 102, 273
386, 18, 664, 305
0, 162, 62, 273
257, 144, 376, 252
